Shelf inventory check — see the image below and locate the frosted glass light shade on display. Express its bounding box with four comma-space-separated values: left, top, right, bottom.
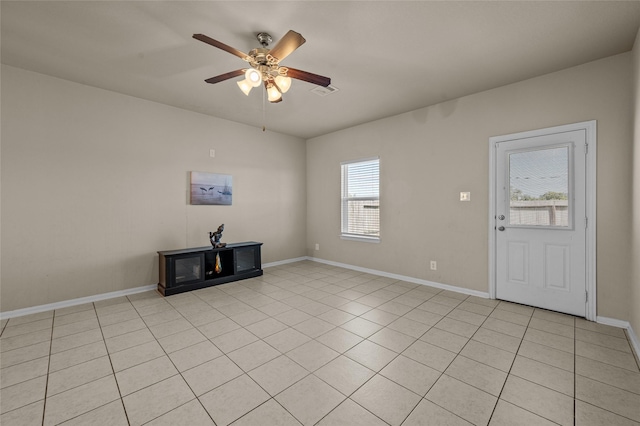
237, 79, 252, 96
266, 84, 282, 102
274, 75, 292, 93
245, 69, 262, 87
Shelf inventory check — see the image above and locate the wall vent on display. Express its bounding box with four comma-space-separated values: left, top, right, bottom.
311, 85, 339, 97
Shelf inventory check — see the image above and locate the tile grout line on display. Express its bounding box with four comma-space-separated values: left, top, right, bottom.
95, 301, 132, 426
195, 279, 333, 426
336, 278, 636, 424
198, 274, 408, 425
45, 303, 131, 425
6, 265, 640, 425
453, 299, 506, 424
294, 278, 408, 425
391, 293, 475, 424
0, 318, 8, 337
483, 302, 533, 426
198, 281, 337, 426
124, 295, 193, 425
360, 293, 494, 425
166, 295, 230, 426
573, 324, 640, 423
165, 283, 309, 426
391, 294, 523, 423
4, 284, 451, 425
40, 312, 55, 426
310, 283, 495, 424
214, 271, 632, 423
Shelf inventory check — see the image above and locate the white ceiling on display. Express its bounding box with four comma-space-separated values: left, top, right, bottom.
2, 1, 640, 139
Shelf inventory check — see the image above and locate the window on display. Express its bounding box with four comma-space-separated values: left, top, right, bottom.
341, 158, 380, 241
508, 145, 571, 227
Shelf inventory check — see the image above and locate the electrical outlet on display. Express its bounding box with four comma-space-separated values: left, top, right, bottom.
430, 261, 437, 270
315, 243, 320, 250
209, 149, 216, 158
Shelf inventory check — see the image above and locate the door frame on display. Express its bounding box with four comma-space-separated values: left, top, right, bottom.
488, 121, 597, 320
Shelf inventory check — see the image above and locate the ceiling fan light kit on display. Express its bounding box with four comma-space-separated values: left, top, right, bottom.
266, 83, 282, 102
275, 75, 292, 93
245, 69, 262, 87
236, 78, 253, 96
193, 30, 331, 103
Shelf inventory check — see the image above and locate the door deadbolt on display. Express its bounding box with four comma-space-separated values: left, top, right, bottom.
498, 215, 505, 220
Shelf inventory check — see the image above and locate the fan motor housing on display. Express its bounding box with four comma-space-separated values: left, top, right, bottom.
249, 48, 270, 65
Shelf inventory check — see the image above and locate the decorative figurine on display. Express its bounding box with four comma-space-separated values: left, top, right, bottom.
209, 224, 226, 248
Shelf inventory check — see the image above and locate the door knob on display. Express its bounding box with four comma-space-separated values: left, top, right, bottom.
498, 226, 505, 231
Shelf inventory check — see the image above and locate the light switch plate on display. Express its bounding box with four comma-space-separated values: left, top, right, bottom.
460, 192, 471, 201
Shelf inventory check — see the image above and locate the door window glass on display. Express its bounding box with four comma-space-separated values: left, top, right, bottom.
509, 146, 570, 227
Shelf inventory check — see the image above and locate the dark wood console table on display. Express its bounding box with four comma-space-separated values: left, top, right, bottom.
157, 242, 263, 296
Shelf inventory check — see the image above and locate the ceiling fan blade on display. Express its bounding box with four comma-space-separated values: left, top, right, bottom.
205, 69, 245, 84
268, 30, 306, 62
286, 68, 331, 87
193, 34, 248, 60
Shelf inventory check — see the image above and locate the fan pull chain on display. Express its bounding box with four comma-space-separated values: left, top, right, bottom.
262, 86, 266, 132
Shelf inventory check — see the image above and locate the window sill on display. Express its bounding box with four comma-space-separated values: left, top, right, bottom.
340, 235, 380, 243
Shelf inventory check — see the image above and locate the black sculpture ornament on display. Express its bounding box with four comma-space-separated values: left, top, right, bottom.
209, 224, 226, 248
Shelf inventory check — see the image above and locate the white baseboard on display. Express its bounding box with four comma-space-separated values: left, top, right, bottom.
0, 257, 308, 319
596, 316, 630, 329
263, 257, 309, 268
0, 284, 157, 320
308, 256, 491, 299
1, 256, 489, 320
3, 256, 637, 363
597, 316, 640, 361
627, 326, 640, 365
314, 258, 638, 360
0, 257, 306, 320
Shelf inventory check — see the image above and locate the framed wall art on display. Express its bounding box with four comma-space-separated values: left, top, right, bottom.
190, 172, 232, 205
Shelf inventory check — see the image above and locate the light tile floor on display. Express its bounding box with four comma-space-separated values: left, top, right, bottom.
1, 261, 639, 425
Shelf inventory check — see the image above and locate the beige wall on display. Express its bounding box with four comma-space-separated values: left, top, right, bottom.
1, 65, 307, 312
2, 50, 637, 324
631, 30, 640, 339
307, 53, 633, 320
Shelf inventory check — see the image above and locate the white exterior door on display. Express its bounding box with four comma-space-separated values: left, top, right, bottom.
494, 128, 588, 317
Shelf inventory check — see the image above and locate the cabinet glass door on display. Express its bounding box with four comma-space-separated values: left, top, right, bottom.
236, 248, 257, 272
174, 256, 203, 284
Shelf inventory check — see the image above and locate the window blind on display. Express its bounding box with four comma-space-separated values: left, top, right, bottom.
341, 158, 380, 239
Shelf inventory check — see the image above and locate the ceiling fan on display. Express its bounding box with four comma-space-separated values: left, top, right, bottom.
193, 30, 331, 103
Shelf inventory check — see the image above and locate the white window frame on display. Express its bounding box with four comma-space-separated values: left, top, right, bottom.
341, 157, 380, 242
